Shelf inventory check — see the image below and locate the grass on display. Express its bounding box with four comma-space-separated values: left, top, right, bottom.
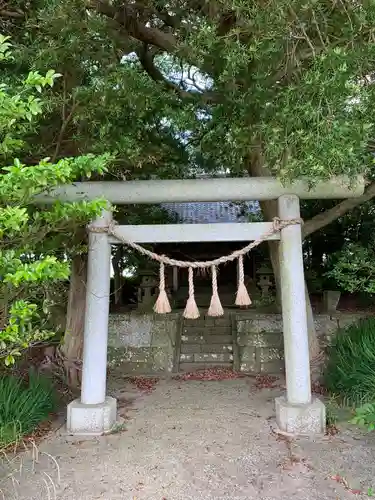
0, 370, 57, 448
326, 398, 339, 427
0, 371, 60, 499
0, 441, 61, 499
323, 317, 375, 406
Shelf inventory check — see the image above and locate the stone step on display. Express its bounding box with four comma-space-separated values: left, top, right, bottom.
179, 362, 233, 372
181, 334, 233, 344
180, 352, 234, 363
180, 344, 233, 354
182, 326, 231, 335
183, 317, 232, 327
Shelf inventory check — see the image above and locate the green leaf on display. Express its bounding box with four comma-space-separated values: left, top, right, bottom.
4, 355, 14, 367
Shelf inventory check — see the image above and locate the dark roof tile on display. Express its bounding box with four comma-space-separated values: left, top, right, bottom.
161, 201, 259, 224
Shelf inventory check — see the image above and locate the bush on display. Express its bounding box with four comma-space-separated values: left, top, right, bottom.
323, 317, 375, 405
0, 36, 110, 366
0, 371, 57, 447
350, 403, 375, 432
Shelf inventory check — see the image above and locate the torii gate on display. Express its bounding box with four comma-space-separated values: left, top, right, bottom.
38, 175, 364, 436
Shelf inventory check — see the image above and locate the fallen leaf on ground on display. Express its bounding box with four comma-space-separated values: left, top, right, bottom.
126, 376, 159, 393
173, 367, 245, 381
253, 374, 280, 390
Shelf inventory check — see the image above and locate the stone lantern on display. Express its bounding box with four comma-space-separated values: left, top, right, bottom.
256, 264, 274, 298
137, 270, 158, 312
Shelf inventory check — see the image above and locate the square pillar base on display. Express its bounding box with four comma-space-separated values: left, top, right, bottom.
67, 396, 117, 436
275, 396, 326, 435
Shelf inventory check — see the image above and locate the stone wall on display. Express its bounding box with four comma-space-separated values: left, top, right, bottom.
108, 311, 370, 375
108, 312, 180, 374
236, 314, 284, 373
236, 312, 370, 374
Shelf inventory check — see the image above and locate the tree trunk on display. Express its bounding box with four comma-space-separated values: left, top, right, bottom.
113, 268, 122, 306
60, 253, 87, 388
247, 152, 321, 362
112, 247, 123, 306
0, 285, 9, 332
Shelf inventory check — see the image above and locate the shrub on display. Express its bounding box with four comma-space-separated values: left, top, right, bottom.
0, 35, 110, 366
350, 403, 375, 432
0, 371, 57, 447
323, 317, 375, 405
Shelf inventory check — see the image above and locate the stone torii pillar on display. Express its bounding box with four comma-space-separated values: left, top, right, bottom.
67, 209, 117, 435
275, 195, 325, 433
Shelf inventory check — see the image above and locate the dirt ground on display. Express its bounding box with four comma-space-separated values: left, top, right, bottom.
2, 376, 375, 500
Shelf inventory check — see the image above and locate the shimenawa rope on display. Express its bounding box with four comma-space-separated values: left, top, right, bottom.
88, 217, 302, 318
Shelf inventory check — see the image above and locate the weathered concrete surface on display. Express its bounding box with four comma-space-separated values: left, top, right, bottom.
275, 396, 326, 434
66, 396, 117, 436
236, 311, 371, 373
5, 378, 375, 500
108, 312, 179, 373
108, 311, 371, 375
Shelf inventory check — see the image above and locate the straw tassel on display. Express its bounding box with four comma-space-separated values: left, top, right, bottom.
183, 267, 200, 319
208, 265, 224, 317
235, 255, 251, 307
153, 261, 171, 314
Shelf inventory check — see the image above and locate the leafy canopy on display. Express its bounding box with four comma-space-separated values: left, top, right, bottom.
5, 1, 375, 182
327, 242, 375, 294
3, 2, 375, 291
0, 34, 110, 365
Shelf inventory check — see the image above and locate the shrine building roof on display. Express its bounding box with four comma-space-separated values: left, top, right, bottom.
160, 201, 260, 224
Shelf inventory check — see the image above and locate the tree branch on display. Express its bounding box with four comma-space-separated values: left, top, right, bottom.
0, 9, 24, 18
89, 1, 227, 100
245, 147, 375, 241
52, 100, 79, 163
89, 0, 178, 52
303, 181, 375, 238
136, 44, 218, 103
89, 2, 374, 244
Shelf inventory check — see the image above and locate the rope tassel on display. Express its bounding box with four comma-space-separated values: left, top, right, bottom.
235, 255, 251, 307
208, 265, 224, 317
183, 267, 200, 319
153, 261, 171, 314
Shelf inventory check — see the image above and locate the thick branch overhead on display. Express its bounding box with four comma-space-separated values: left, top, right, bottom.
90, 0, 178, 52
303, 181, 375, 238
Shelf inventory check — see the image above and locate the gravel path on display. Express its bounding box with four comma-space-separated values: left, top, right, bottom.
3, 377, 375, 499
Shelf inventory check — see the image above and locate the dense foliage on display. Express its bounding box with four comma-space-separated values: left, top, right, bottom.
3, 1, 374, 182
0, 35, 110, 363
351, 402, 375, 432
1, 1, 374, 287
1, 3, 375, 299
327, 243, 375, 293
323, 317, 375, 405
